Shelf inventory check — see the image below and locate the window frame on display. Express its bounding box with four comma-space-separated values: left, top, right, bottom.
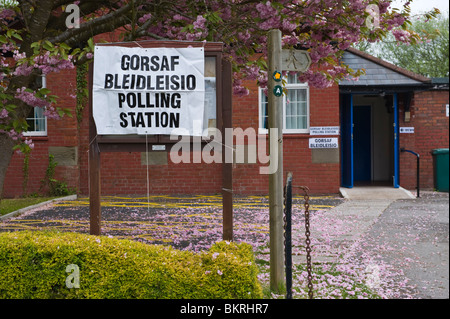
23, 75, 47, 137
258, 77, 310, 134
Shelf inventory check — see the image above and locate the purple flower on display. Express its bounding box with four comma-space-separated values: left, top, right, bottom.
193, 15, 207, 30
15, 87, 50, 108
0, 109, 8, 119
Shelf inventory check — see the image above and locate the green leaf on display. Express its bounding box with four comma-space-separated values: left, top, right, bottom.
37, 88, 51, 96
59, 43, 71, 50
12, 32, 22, 41
43, 40, 54, 51
56, 107, 72, 118
87, 38, 94, 51
5, 104, 17, 112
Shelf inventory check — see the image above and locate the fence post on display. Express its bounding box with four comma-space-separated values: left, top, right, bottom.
284, 172, 293, 299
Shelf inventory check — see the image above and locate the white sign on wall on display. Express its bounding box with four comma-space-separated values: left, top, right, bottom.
400, 127, 415, 134
92, 46, 205, 136
310, 126, 340, 135
309, 138, 339, 149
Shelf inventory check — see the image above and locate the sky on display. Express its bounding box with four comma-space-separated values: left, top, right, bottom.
391, 0, 449, 14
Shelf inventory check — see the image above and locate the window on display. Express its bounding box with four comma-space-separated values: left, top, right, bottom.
203, 56, 216, 135
259, 73, 309, 134
24, 75, 47, 136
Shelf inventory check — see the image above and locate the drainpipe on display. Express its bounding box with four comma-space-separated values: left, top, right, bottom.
400, 148, 420, 198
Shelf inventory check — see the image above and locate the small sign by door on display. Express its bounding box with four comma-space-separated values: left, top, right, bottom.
310, 126, 340, 135
309, 138, 338, 148
400, 127, 414, 134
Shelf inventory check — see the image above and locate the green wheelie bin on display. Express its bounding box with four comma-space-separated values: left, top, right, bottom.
432, 148, 449, 192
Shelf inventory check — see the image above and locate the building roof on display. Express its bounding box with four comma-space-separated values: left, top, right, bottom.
431, 77, 449, 84
339, 47, 431, 87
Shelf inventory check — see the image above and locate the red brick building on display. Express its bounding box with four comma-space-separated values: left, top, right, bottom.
2, 46, 448, 198
340, 49, 449, 192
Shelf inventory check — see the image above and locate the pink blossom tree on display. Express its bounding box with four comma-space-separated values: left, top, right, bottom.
0, 0, 440, 196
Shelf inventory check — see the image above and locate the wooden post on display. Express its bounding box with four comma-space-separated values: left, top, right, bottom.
89, 139, 101, 235
268, 29, 285, 293
88, 63, 101, 235
222, 58, 233, 241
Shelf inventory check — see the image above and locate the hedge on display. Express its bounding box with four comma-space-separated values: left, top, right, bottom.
0, 231, 263, 299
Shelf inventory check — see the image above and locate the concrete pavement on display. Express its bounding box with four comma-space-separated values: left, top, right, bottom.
294, 186, 449, 299
293, 186, 414, 264
339, 185, 415, 200
360, 192, 449, 298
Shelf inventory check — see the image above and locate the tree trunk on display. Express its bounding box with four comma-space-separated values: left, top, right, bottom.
0, 134, 15, 199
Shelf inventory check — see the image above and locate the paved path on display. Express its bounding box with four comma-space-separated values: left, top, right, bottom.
293, 186, 412, 264
292, 187, 449, 299
359, 194, 449, 299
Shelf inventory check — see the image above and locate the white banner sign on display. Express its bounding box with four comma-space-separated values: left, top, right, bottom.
92, 46, 205, 136
310, 126, 340, 135
309, 138, 339, 149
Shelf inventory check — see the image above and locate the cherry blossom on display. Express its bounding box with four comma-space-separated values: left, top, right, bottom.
0, 1, 440, 163
15, 87, 50, 109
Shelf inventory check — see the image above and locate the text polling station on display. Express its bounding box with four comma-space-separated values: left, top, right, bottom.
92, 45, 205, 136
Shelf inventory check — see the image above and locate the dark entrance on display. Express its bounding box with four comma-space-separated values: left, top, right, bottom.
353, 105, 372, 182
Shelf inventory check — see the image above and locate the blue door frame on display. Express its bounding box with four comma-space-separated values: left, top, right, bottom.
341, 94, 353, 188
340, 93, 399, 188
393, 93, 399, 188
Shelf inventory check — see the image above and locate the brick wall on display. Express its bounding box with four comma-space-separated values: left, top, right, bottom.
76, 72, 341, 196
84, 152, 223, 195
3, 68, 79, 198
231, 80, 341, 195
399, 90, 449, 190
4, 69, 342, 197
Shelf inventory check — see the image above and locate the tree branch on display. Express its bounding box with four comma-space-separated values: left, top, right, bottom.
19, 0, 55, 54
46, 1, 112, 35
46, 0, 143, 45
124, 15, 166, 41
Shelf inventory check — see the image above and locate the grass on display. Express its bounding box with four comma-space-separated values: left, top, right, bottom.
0, 197, 59, 216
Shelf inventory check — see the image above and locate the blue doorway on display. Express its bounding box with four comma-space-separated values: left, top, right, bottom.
340, 93, 399, 188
